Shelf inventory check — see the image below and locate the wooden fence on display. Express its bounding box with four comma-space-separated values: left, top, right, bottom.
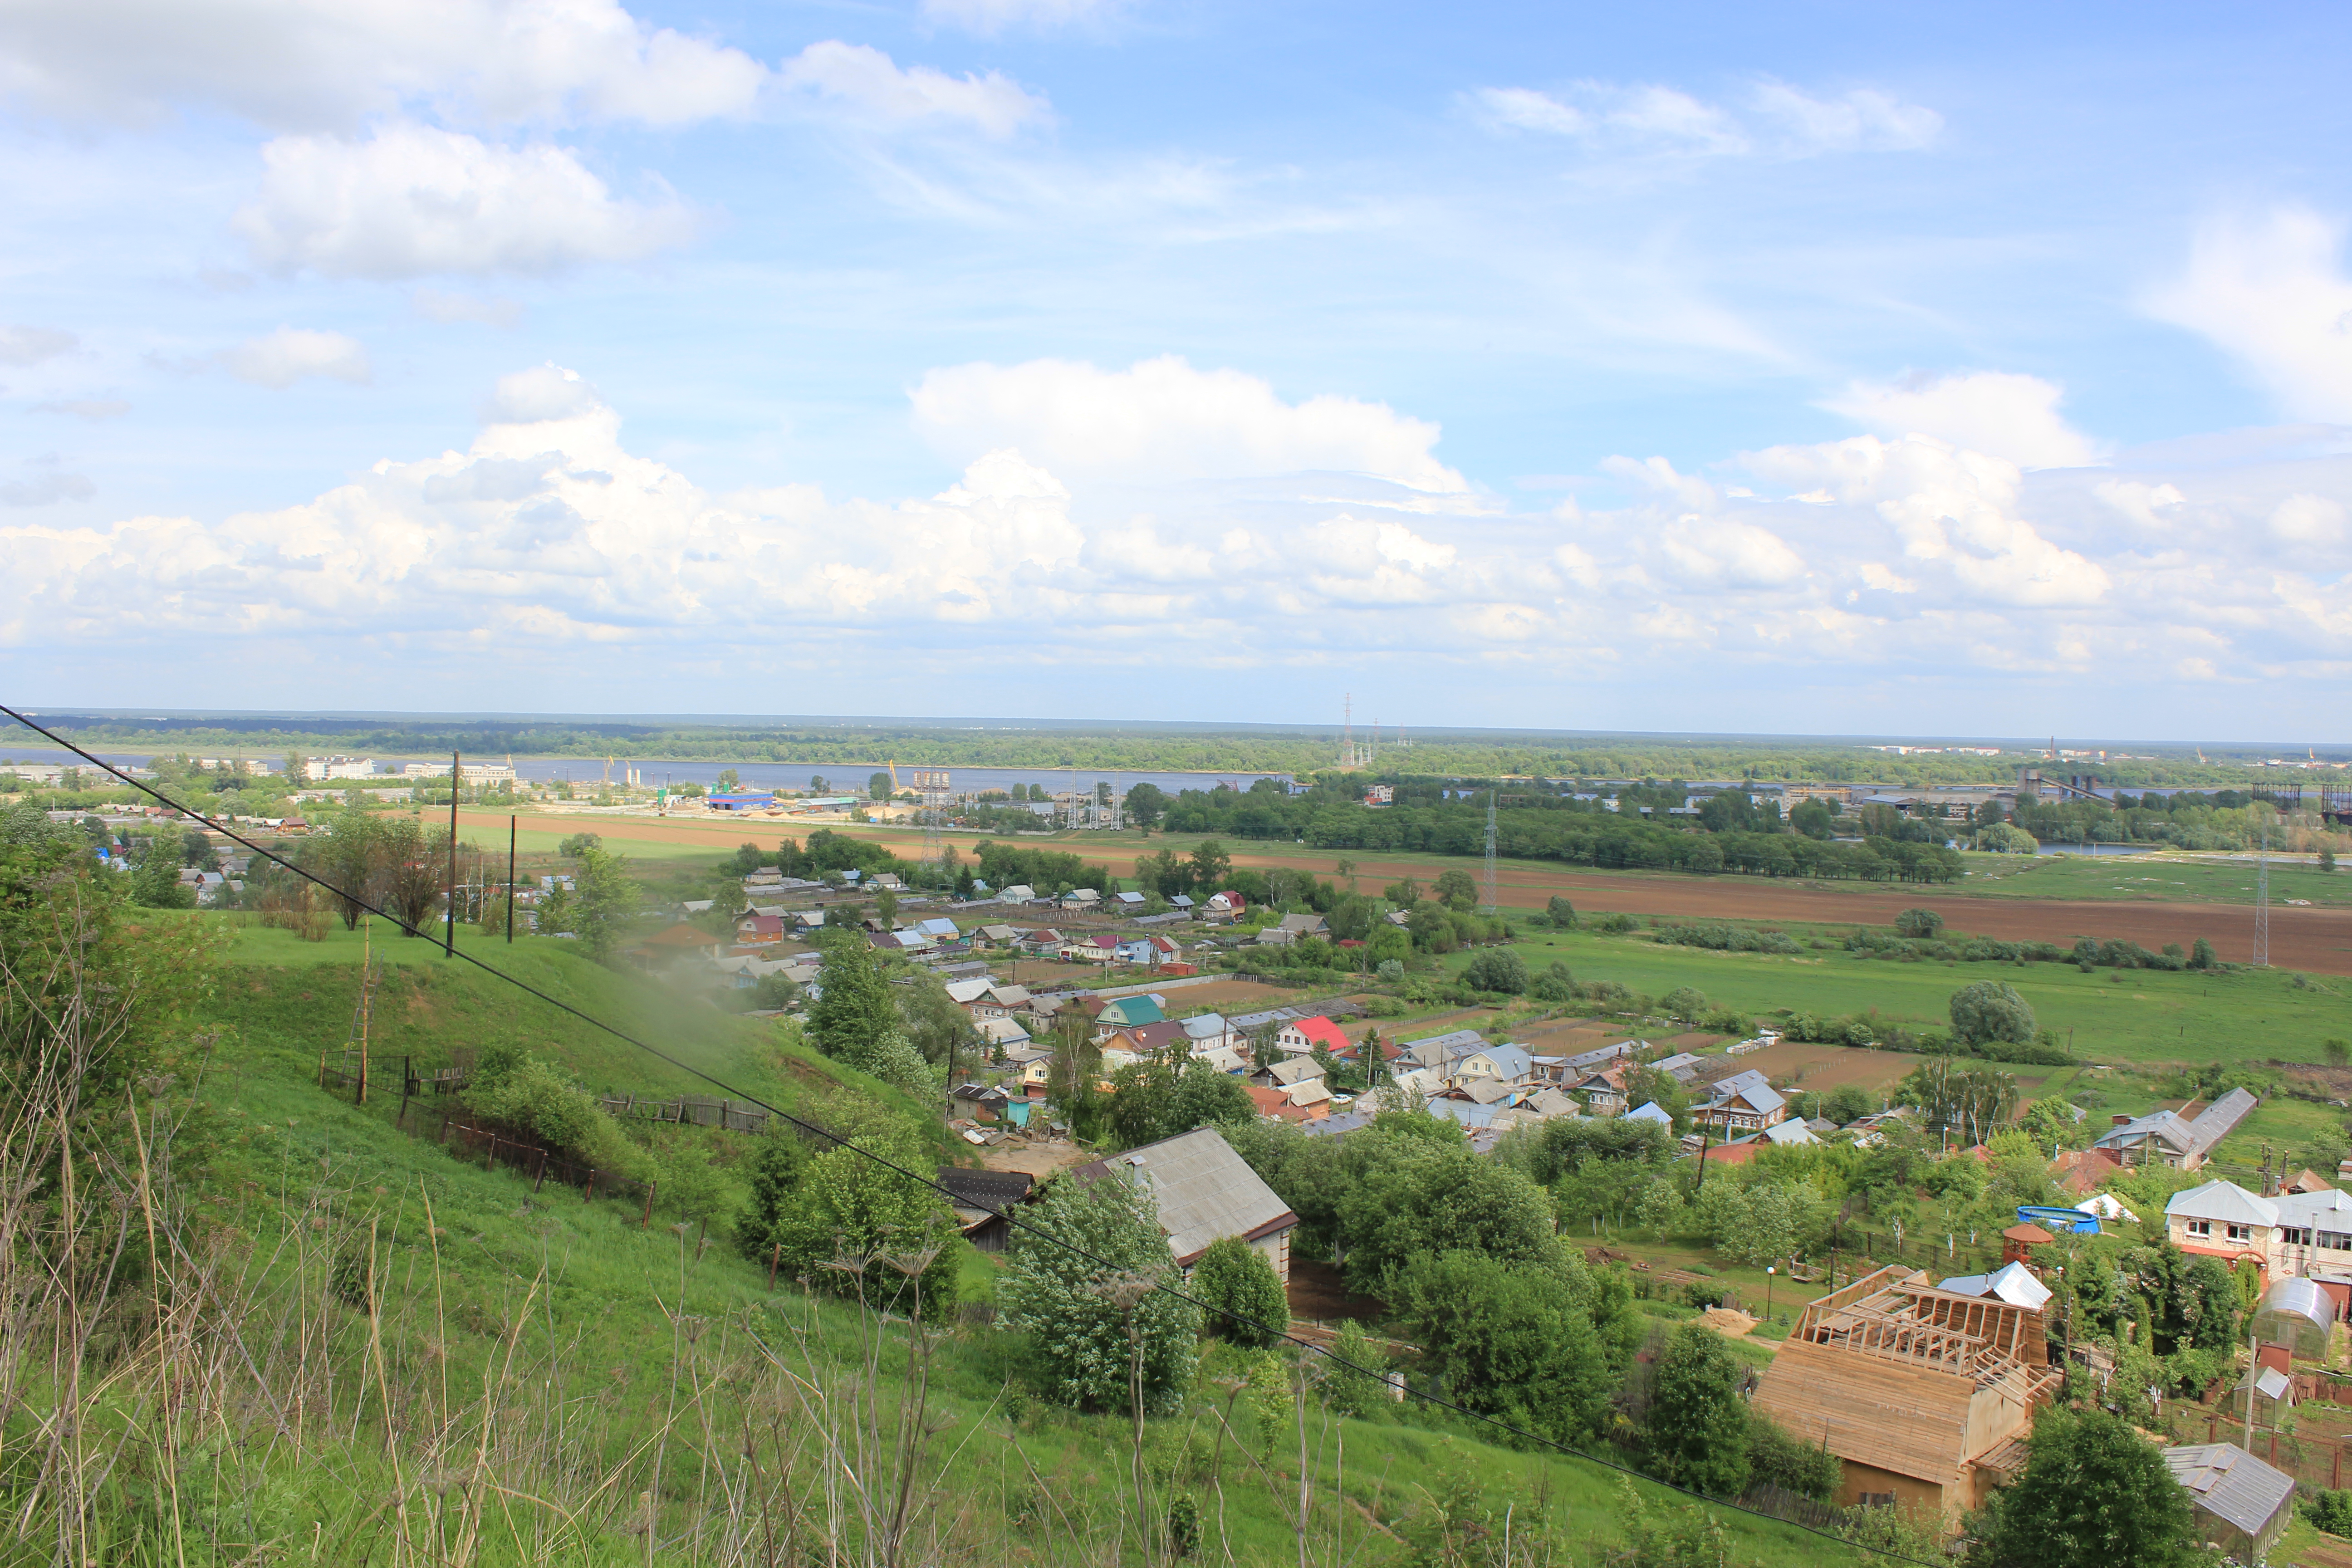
395, 1100, 658, 1221
598, 1093, 773, 1134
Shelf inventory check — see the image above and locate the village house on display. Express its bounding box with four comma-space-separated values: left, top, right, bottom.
1694, 1068, 1788, 1133
1201, 891, 1246, 922
1275, 1014, 1351, 1057
934, 1167, 1033, 1253
1751, 1264, 2061, 1522
1073, 1127, 1299, 1281
733, 912, 787, 947
1450, 1041, 1533, 1089
1257, 1055, 1327, 1091
1572, 1066, 1628, 1117
2165, 1178, 2352, 1294
2094, 1088, 2258, 1171
1061, 932, 1122, 965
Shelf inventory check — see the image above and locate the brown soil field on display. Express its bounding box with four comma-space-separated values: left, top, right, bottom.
1156, 979, 1300, 1010
1731, 1040, 1927, 1096
475, 808, 2352, 975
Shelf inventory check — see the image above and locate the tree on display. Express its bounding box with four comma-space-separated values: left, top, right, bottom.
2324, 847, 2339, 873
1122, 781, 1168, 830
1529, 960, 1575, 1002
283, 751, 307, 783
1790, 801, 1834, 839
1187, 838, 1231, 894
130, 823, 196, 909
2190, 936, 2218, 970
768, 1096, 958, 1319
1336, 1144, 1563, 1294
1433, 867, 1479, 912
1646, 1323, 1749, 1496
997, 1169, 1201, 1413
716, 769, 741, 792
1461, 948, 1528, 994
570, 845, 636, 962
1968, 1408, 2204, 1568
1383, 877, 1423, 907
557, 832, 602, 858
1895, 907, 1944, 939
1545, 896, 1576, 928
1950, 980, 2037, 1045
2326, 1037, 2352, 1067
808, 774, 828, 792
807, 933, 898, 1061
867, 771, 892, 800
1391, 1250, 1613, 1442
1104, 1056, 1254, 1150
2018, 1094, 2086, 1151
1899, 1057, 2021, 1143
1191, 1235, 1289, 1348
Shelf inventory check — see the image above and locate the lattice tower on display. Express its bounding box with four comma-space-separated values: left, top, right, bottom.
2254, 816, 2271, 967
913, 769, 951, 879
1483, 789, 1498, 916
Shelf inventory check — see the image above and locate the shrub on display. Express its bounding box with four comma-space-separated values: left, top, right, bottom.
1191, 1236, 1289, 1349
1646, 1323, 1749, 1495
1950, 980, 2037, 1045
1530, 961, 1576, 1003
1545, 896, 1577, 928
1894, 907, 1944, 939
1461, 948, 1529, 995
1747, 1412, 1841, 1501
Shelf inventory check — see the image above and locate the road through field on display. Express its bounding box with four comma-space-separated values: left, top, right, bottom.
460, 809, 2352, 975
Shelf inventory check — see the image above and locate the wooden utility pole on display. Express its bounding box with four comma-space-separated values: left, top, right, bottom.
506, 814, 517, 943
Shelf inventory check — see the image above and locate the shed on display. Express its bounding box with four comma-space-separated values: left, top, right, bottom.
2252, 1274, 2335, 1359
936, 1166, 1034, 1252
2234, 1366, 2294, 1427
2163, 1443, 2295, 1561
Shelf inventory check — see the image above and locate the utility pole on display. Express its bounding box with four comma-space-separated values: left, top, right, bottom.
445, 750, 459, 957
506, 815, 517, 943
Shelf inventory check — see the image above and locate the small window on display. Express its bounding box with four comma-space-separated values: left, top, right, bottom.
2226, 1223, 2252, 1243
2186, 1220, 2212, 1238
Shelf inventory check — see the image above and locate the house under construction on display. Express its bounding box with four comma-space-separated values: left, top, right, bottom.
1750, 1264, 2065, 1522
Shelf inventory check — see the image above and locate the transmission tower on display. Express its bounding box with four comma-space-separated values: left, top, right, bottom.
2254, 816, 2271, 967
1342, 694, 1356, 768
1483, 789, 1498, 916
913, 769, 950, 880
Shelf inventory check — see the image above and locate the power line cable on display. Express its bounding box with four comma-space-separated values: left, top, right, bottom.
2, 706, 1931, 1565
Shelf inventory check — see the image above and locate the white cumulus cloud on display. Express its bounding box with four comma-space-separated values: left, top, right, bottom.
910, 355, 1468, 490
2148, 206, 2352, 422
775, 41, 1050, 138
1823, 370, 2103, 470
218, 327, 372, 388
236, 123, 701, 278
0, 0, 769, 132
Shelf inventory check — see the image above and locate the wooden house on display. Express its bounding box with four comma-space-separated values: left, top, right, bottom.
1750, 1265, 2063, 1524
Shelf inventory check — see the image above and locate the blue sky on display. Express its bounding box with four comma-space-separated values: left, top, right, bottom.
4, 0, 2351, 740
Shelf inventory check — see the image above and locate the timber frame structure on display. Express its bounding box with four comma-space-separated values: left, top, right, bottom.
1752, 1266, 2063, 1523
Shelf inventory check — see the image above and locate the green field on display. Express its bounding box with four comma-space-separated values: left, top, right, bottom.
1955, 849, 2352, 906
1450, 925, 2352, 1069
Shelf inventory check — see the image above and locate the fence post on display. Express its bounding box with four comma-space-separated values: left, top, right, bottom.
486, 1135, 497, 1172
585, 1170, 596, 1203
533, 1149, 548, 1193
642, 1181, 657, 1229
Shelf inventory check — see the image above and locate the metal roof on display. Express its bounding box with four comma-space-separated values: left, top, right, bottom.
1936, 1260, 2052, 1309
1074, 1127, 1296, 1267
2166, 1179, 2278, 1229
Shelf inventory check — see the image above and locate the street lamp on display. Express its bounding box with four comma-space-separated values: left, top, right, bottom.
1765, 1264, 1776, 1325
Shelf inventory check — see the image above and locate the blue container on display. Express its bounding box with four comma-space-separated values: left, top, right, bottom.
2015, 1204, 2100, 1236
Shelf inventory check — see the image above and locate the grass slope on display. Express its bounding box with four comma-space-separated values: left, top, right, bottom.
174, 914, 1868, 1567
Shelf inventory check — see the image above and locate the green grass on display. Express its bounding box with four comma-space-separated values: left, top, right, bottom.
154, 911, 1868, 1567
1460, 926, 2352, 1068
1955, 850, 2352, 906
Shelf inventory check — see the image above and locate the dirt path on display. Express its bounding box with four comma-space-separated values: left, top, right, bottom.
471, 808, 2352, 975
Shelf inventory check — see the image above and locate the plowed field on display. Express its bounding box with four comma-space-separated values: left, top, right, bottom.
465, 809, 2352, 975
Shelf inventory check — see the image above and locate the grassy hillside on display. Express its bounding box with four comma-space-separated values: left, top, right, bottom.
30, 909, 1881, 1567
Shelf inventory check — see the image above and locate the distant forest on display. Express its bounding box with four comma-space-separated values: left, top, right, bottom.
5, 711, 2326, 791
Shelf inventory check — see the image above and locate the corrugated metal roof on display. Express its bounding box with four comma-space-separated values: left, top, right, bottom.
2163, 1443, 2296, 1538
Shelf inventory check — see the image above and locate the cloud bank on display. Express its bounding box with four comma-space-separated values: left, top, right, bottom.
6, 364, 2347, 707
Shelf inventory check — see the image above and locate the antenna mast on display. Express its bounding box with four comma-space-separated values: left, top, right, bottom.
914, 769, 950, 881
1343, 694, 1355, 769
1483, 788, 1498, 916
